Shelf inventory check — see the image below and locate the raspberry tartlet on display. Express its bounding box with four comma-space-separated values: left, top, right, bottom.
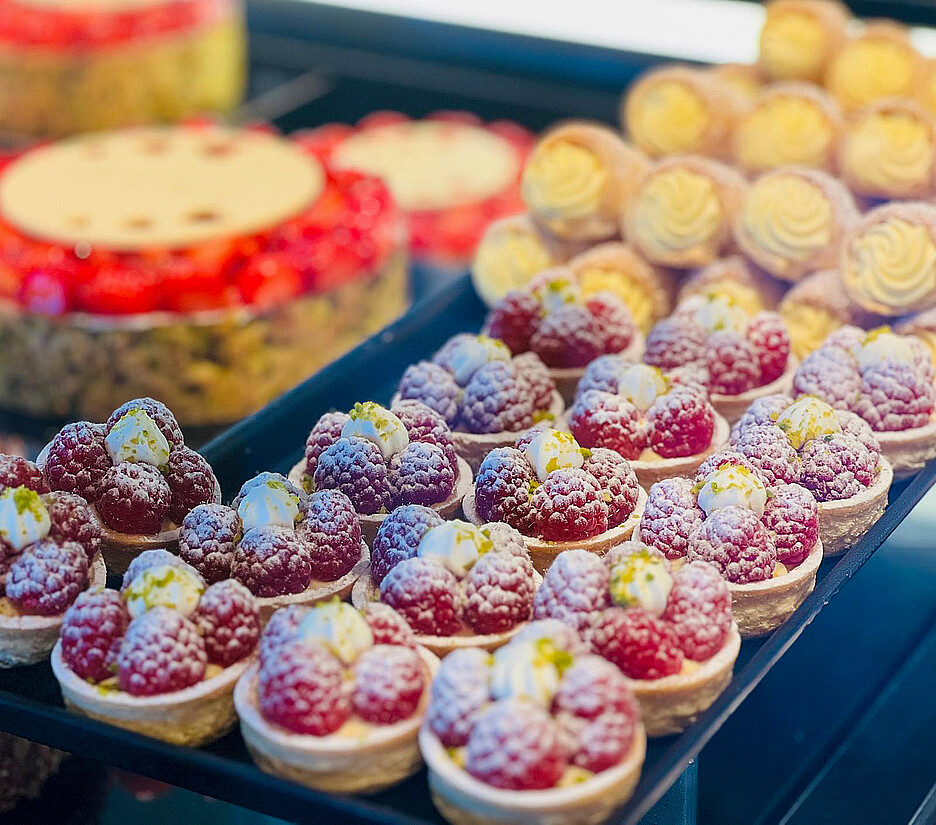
567, 358, 730, 490
637, 453, 826, 636
234, 599, 439, 793
0, 478, 107, 667
51, 550, 260, 746
396, 334, 563, 472
38, 397, 220, 575
419, 622, 646, 825
179, 473, 370, 623
462, 428, 647, 572
483, 270, 644, 404
352, 513, 540, 656
644, 295, 796, 425
534, 545, 740, 735
290, 401, 472, 542
792, 327, 936, 477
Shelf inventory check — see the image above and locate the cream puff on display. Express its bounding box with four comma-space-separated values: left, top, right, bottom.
758, 0, 850, 83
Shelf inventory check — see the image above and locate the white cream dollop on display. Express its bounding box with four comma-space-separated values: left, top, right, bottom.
341, 401, 409, 460
690, 294, 750, 335
236, 480, 300, 532
775, 396, 841, 450
531, 275, 582, 314
444, 335, 511, 386
0, 487, 50, 552
617, 363, 668, 411
489, 639, 565, 706
853, 329, 918, 372
417, 520, 493, 578
123, 564, 205, 619
608, 548, 674, 616
523, 428, 584, 482
297, 600, 374, 664
105, 408, 171, 467
697, 463, 768, 518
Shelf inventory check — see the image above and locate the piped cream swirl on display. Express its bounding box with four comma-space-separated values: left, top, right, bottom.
759, 8, 830, 82
827, 37, 917, 112
842, 111, 935, 196
522, 139, 606, 225
735, 94, 834, 171
627, 78, 710, 157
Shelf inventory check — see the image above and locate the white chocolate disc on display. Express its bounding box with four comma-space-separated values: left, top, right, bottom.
0, 126, 324, 250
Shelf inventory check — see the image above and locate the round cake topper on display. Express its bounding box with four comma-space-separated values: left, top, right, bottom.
0, 126, 324, 250
332, 121, 519, 212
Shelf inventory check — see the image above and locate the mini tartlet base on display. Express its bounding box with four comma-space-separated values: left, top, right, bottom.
51, 641, 252, 747
875, 420, 936, 480
711, 358, 796, 426
623, 624, 740, 737
0, 553, 106, 668
818, 458, 893, 555
420, 723, 646, 825
462, 486, 647, 574
235, 647, 440, 794
549, 331, 644, 405
288, 455, 472, 544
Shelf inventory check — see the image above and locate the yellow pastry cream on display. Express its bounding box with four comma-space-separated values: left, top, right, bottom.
779, 268, 859, 359
625, 74, 711, 157
917, 60, 936, 118
843, 206, 936, 316
758, 0, 848, 82
679, 256, 781, 316
471, 214, 556, 306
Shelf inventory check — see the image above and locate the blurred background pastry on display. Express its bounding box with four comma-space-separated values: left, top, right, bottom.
758, 0, 850, 83
678, 255, 784, 315
897, 307, 936, 366
708, 63, 766, 103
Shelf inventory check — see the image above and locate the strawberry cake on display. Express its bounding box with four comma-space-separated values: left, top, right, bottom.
420, 621, 646, 825
462, 428, 647, 571
290, 400, 472, 543
396, 333, 562, 472
234, 598, 439, 793
39, 397, 219, 574
352, 511, 539, 655
51, 550, 260, 745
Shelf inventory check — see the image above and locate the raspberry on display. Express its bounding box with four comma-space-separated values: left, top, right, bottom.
117, 606, 207, 696
371, 504, 443, 584
43, 491, 101, 561
481, 522, 530, 560
513, 618, 588, 656
352, 644, 425, 724
586, 292, 636, 354
793, 349, 861, 411
97, 462, 171, 535
799, 433, 876, 501
532, 469, 608, 541
192, 579, 260, 667
639, 477, 706, 560
554, 654, 639, 719
565, 711, 636, 773
397, 362, 462, 427
825, 325, 865, 352
689, 506, 777, 583
6, 540, 88, 616
569, 390, 646, 460
463, 551, 535, 634
513, 352, 556, 413
164, 447, 217, 525
0, 455, 46, 493
733, 424, 800, 486
0, 555, 13, 594
662, 561, 732, 661
854, 361, 936, 431
389, 442, 455, 507
297, 489, 362, 581
730, 394, 793, 441
746, 312, 790, 384
704, 331, 761, 395
60, 589, 130, 683
836, 410, 882, 460
390, 400, 457, 470
313, 437, 391, 515
667, 363, 711, 397
474, 448, 536, 534
259, 604, 308, 664
178, 503, 242, 583
232, 526, 313, 597
42, 421, 110, 501
303, 411, 349, 479
460, 361, 534, 434
121, 548, 201, 592
106, 398, 183, 449
644, 317, 707, 370
530, 305, 602, 368
604, 539, 666, 570
588, 607, 683, 680
257, 638, 350, 735
485, 290, 540, 354
647, 390, 715, 458
361, 602, 417, 647
427, 647, 491, 746
379, 556, 462, 636
576, 354, 627, 396
582, 448, 640, 527
533, 549, 611, 634
762, 483, 819, 567
694, 450, 763, 485
466, 699, 566, 790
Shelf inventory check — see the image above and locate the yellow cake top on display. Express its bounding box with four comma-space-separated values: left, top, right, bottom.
521, 139, 606, 224
471, 217, 555, 305
759, 6, 833, 82
735, 92, 835, 172
826, 33, 919, 112
627, 76, 711, 157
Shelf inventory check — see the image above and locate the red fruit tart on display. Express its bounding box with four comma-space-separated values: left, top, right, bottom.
792, 326, 936, 477
731, 393, 894, 554
179, 473, 369, 623
289, 401, 472, 543
567, 357, 730, 490
533, 545, 740, 735
396, 333, 563, 472
484, 269, 645, 403
51, 551, 260, 745
0, 123, 407, 425
297, 111, 533, 269
0, 0, 243, 140
419, 622, 646, 825
352, 510, 540, 656
462, 428, 647, 572
636, 450, 825, 637
644, 294, 796, 425
0, 473, 106, 667
234, 598, 439, 793
38, 397, 219, 575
